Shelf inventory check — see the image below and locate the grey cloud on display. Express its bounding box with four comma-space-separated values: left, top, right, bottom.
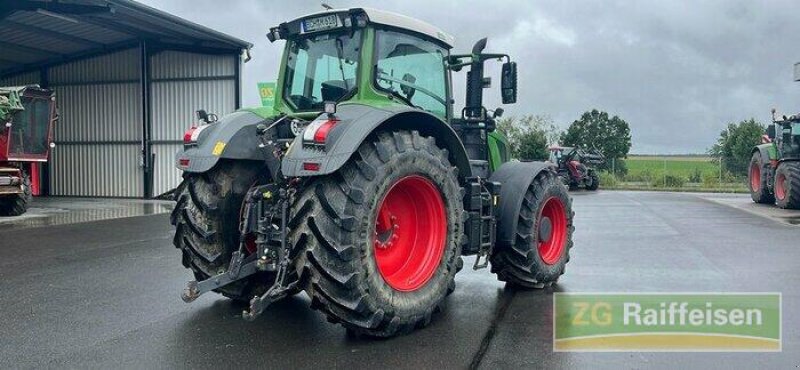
139, 0, 800, 153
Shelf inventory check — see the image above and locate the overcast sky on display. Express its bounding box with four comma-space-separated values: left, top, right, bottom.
139, 0, 800, 154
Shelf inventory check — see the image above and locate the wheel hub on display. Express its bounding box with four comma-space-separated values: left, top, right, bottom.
374, 214, 400, 249
750, 163, 761, 192
373, 175, 447, 292
776, 173, 787, 200
538, 217, 552, 243
537, 197, 567, 265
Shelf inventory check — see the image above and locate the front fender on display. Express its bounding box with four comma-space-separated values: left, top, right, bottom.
489, 161, 556, 247
175, 111, 269, 173
281, 103, 472, 178
753, 143, 778, 166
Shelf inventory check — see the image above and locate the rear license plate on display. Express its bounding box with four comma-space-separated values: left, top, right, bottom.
301, 14, 341, 33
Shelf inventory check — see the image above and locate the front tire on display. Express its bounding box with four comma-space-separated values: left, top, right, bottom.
490, 169, 574, 288
171, 161, 282, 301
749, 152, 774, 204
0, 171, 31, 216
774, 162, 800, 209
296, 131, 464, 337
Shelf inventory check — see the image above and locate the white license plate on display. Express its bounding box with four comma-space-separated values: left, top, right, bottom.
301, 14, 341, 33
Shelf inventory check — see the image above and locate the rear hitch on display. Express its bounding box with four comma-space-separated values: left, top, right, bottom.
180, 258, 260, 302
242, 191, 296, 321
180, 182, 296, 312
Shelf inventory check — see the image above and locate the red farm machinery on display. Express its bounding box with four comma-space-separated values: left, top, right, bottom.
0, 85, 57, 216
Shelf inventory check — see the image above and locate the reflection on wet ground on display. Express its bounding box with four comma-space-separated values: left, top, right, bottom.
0, 197, 173, 231
695, 192, 800, 227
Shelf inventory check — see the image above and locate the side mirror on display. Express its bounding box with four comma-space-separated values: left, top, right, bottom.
767, 124, 776, 140
501, 62, 517, 104
794, 62, 800, 82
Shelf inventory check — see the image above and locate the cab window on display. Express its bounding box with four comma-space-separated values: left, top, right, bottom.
374, 30, 448, 118
284, 31, 361, 111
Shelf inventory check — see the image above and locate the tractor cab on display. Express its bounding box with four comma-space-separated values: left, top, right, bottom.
264, 7, 518, 177
0, 86, 56, 162
548, 146, 574, 164
267, 8, 456, 120
769, 118, 800, 159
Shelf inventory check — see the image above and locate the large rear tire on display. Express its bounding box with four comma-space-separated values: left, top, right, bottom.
490, 169, 574, 288
295, 130, 464, 337
0, 171, 31, 217
774, 162, 800, 209
749, 152, 774, 204
171, 161, 286, 302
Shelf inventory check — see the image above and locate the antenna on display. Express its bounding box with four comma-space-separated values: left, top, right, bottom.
322, 3, 334, 10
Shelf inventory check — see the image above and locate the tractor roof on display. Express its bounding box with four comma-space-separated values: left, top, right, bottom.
292, 8, 455, 48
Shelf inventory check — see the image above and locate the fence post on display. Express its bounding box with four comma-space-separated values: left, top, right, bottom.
612, 158, 616, 177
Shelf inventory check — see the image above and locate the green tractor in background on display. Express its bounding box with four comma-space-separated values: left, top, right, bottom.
0, 86, 57, 216
748, 63, 800, 209
172, 8, 574, 337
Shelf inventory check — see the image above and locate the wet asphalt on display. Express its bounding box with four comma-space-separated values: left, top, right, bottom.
1, 191, 798, 369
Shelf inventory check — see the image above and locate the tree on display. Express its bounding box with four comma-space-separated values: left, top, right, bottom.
560, 109, 632, 171
709, 118, 764, 176
496, 115, 559, 161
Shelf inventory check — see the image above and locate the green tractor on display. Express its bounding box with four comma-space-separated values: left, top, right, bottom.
748, 63, 800, 209
0, 85, 57, 216
172, 8, 574, 337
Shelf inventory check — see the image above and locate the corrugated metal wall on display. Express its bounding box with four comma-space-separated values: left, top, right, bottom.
2, 48, 240, 198
49, 48, 143, 197
0, 70, 40, 86
150, 51, 237, 196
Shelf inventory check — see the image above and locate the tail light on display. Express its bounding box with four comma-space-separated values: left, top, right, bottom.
183, 127, 197, 144
183, 124, 210, 145
303, 118, 338, 144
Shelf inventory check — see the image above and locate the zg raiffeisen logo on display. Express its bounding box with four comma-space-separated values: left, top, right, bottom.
553, 293, 781, 352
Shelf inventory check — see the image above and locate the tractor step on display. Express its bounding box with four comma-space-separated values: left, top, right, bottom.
464, 177, 499, 269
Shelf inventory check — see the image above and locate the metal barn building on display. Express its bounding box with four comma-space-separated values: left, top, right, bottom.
0, 0, 251, 198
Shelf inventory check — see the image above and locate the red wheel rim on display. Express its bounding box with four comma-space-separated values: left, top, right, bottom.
373, 175, 447, 292
537, 197, 568, 265
776, 173, 787, 200
750, 163, 761, 192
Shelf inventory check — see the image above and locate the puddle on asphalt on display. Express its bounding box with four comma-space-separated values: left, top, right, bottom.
0, 200, 174, 231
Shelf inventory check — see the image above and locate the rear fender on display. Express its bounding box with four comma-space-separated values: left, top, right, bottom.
175, 111, 269, 173
489, 161, 556, 247
281, 103, 472, 178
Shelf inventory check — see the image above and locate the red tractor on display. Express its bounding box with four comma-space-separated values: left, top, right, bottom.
0, 86, 57, 216
548, 146, 604, 190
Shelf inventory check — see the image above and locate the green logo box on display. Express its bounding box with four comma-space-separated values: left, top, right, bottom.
553, 293, 781, 352
258, 82, 276, 108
